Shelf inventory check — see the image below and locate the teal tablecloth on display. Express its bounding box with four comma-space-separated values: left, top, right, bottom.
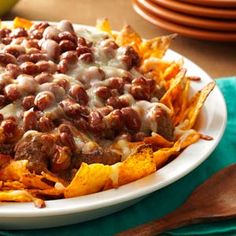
1, 77, 236, 236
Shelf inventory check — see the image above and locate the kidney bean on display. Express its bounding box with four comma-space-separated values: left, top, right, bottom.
103, 109, 123, 130
1, 37, 12, 45
121, 107, 141, 132
22, 95, 35, 110
78, 52, 93, 63
57, 59, 69, 73
17, 54, 31, 64
34, 72, 54, 84
146, 78, 156, 93
107, 77, 125, 92
6, 64, 22, 79
69, 85, 88, 105
31, 22, 50, 30
123, 46, 140, 68
0, 95, 6, 108
29, 29, 43, 39
57, 20, 75, 34
4, 45, 26, 58
43, 26, 60, 42
100, 39, 118, 58
95, 86, 111, 100
34, 91, 55, 110
74, 117, 89, 131
60, 51, 78, 64
59, 39, 77, 53
41, 39, 60, 61
30, 53, 49, 63
39, 82, 65, 100
100, 39, 118, 49
4, 84, 22, 101
51, 145, 71, 172
97, 106, 113, 117
77, 37, 87, 46
130, 77, 151, 101
60, 99, 86, 118
24, 39, 40, 49
38, 116, 54, 132
10, 28, 28, 38
1, 119, 17, 138
132, 132, 147, 142
76, 45, 91, 57
58, 31, 77, 44
106, 96, 125, 109
23, 110, 38, 131
0, 28, 11, 38
118, 95, 130, 107
0, 53, 17, 65
36, 60, 57, 73
20, 61, 39, 75
53, 77, 70, 90
83, 66, 105, 82
88, 111, 105, 133
59, 132, 76, 151
17, 74, 38, 94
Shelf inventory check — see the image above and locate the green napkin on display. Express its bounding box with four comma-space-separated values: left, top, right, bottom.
1, 77, 236, 236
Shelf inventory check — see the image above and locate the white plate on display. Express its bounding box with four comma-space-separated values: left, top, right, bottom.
0, 23, 227, 230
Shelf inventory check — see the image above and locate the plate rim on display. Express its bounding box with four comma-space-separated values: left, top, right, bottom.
0, 22, 227, 221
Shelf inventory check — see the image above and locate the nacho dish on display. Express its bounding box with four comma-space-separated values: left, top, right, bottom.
0, 18, 215, 207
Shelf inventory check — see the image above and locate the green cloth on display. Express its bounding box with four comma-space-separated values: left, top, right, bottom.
1, 77, 236, 236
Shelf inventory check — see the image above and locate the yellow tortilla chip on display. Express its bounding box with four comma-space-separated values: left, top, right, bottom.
154, 129, 200, 168
13, 17, 33, 29
115, 25, 142, 52
161, 69, 187, 115
96, 18, 113, 37
0, 160, 29, 181
64, 163, 111, 198
0, 190, 45, 208
182, 82, 215, 129
144, 133, 173, 148
118, 147, 156, 186
139, 34, 176, 60
172, 78, 190, 125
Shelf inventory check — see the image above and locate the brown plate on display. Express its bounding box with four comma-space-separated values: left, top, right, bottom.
132, 0, 236, 41
137, 0, 236, 31
180, 0, 236, 8
151, 0, 236, 20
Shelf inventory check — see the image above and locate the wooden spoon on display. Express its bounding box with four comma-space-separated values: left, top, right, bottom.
117, 164, 236, 236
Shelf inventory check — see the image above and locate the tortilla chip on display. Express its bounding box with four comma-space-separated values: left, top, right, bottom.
0, 160, 29, 181
154, 129, 200, 168
1, 181, 26, 190
161, 69, 187, 115
115, 25, 142, 52
0, 190, 45, 208
173, 78, 190, 126
96, 18, 113, 36
13, 17, 33, 29
144, 133, 173, 148
118, 147, 156, 186
64, 163, 111, 198
139, 34, 176, 60
182, 82, 215, 129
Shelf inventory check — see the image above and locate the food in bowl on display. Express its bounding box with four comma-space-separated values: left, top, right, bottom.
0, 17, 214, 207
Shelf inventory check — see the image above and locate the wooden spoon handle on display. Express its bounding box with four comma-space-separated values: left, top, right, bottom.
116, 207, 202, 236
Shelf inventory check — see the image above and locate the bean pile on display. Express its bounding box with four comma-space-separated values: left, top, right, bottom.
0, 20, 174, 175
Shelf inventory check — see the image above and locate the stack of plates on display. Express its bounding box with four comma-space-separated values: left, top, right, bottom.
132, 0, 236, 41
